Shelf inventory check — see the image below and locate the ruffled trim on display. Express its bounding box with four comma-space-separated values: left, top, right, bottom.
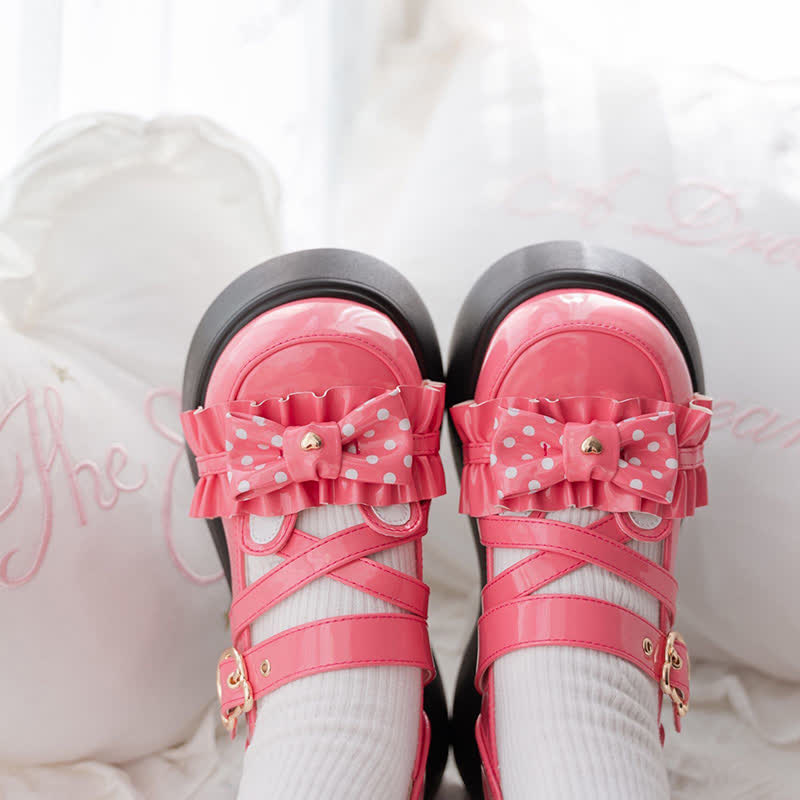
451, 394, 712, 518
181, 382, 446, 517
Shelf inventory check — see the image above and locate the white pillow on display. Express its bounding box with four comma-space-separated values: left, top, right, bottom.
339, 21, 800, 687
0, 114, 280, 764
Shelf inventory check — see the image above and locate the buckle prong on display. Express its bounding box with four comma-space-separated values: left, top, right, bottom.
660, 630, 689, 717
216, 647, 254, 732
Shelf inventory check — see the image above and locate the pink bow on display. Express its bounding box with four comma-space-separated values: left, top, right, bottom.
224, 389, 414, 501
491, 410, 680, 504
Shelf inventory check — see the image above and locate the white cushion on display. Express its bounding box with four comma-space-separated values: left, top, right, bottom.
340, 26, 800, 687
0, 114, 280, 764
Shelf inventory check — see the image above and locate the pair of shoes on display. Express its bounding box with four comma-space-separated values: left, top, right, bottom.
180, 243, 712, 800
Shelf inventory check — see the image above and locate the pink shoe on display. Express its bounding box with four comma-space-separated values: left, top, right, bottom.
447, 242, 712, 799
181, 249, 449, 799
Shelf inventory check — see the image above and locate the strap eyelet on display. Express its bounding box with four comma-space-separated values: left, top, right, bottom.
615, 511, 673, 541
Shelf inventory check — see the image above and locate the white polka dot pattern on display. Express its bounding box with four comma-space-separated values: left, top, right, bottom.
220, 386, 419, 500
447, 394, 713, 518
182, 382, 450, 519
486, 406, 682, 506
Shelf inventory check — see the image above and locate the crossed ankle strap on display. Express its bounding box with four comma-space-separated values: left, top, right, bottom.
475, 515, 689, 723
217, 518, 435, 733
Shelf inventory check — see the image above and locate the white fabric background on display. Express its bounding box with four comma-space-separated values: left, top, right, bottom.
2, 2, 800, 798
0, 114, 278, 796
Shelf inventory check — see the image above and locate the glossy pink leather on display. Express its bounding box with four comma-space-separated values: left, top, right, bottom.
453, 290, 710, 800
206, 299, 425, 400
185, 299, 444, 800
183, 383, 445, 517
474, 290, 694, 403
452, 395, 711, 517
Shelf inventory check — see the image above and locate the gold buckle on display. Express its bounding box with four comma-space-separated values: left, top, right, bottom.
659, 631, 689, 717
216, 647, 254, 732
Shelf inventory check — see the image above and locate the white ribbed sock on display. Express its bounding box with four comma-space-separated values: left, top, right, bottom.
493, 507, 669, 800
236, 504, 422, 800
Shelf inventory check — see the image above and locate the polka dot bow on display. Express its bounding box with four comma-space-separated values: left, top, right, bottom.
490, 409, 680, 504
223, 389, 414, 500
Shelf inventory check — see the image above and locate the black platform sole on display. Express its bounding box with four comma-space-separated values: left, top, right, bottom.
181, 248, 448, 800
447, 241, 705, 799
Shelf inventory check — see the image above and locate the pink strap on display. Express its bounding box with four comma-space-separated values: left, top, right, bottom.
480, 516, 677, 615
477, 516, 681, 693
283, 529, 430, 617
216, 506, 438, 761
469, 511, 690, 738
475, 594, 689, 705
216, 514, 435, 800
230, 523, 423, 639
219, 612, 434, 709
410, 711, 431, 799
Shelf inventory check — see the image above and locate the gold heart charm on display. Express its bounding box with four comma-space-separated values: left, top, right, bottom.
580, 435, 603, 455
300, 431, 323, 451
